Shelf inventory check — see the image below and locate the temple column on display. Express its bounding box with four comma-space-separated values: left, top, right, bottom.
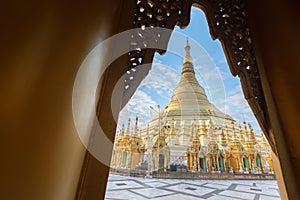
216, 156, 220, 172
111, 151, 115, 168
229, 160, 233, 173
146, 150, 152, 171
114, 150, 118, 167
235, 157, 239, 172
121, 151, 124, 168
164, 152, 168, 170
120, 151, 123, 168
206, 158, 211, 172
223, 157, 227, 172
118, 151, 121, 168
194, 155, 198, 171
187, 152, 190, 171
238, 156, 244, 172
115, 151, 119, 168
248, 157, 252, 172
126, 152, 131, 169
193, 155, 196, 171
212, 157, 216, 172
197, 155, 201, 172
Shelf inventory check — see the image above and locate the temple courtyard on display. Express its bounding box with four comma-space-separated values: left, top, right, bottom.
105, 174, 281, 200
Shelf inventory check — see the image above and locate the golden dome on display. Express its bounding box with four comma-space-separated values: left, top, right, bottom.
164, 39, 233, 122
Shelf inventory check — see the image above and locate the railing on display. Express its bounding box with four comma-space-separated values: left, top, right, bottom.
109, 168, 276, 180
152, 171, 276, 180
110, 168, 146, 177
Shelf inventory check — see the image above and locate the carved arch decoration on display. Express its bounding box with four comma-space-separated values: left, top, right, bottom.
122, 0, 276, 155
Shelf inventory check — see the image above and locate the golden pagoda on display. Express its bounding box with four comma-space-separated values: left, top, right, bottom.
111, 39, 274, 175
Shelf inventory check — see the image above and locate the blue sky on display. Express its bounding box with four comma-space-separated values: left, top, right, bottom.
118, 7, 260, 133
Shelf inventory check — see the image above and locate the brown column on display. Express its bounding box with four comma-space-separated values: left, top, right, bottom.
246, 0, 300, 199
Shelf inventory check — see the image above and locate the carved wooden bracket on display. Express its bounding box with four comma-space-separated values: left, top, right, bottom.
122, 0, 193, 109
123, 0, 276, 154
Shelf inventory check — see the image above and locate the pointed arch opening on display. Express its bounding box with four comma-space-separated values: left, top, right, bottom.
105, 5, 281, 199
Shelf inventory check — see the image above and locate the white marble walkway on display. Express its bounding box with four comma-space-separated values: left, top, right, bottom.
105, 174, 281, 200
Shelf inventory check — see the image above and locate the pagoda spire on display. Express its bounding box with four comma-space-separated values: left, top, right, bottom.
231, 122, 238, 141
239, 125, 244, 143
220, 129, 228, 147
248, 123, 257, 144
120, 123, 125, 136
169, 117, 175, 136
126, 118, 131, 135
259, 132, 269, 151
134, 116, 139, 136
208, 120, 217, 144
225, 125, 230, 142
184, 37, 193, 64
182, 38, 195, 75
243, 121, 249, 142
169, 38, 208, 104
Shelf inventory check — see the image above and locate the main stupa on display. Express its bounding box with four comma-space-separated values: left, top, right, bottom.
144, 38, 234, 146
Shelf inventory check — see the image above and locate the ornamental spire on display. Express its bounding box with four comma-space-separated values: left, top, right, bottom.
126, 118, 131, 135
231, 121, 238, 141
169, 38, 208, 104
184, 37, 193, 64
181, 38, 195, 76
169, 117, 175, 136
208, 120, 217, 144
239, 125, 244, 143
134, 116, 139, 135
220, 129, 227, 146
243, 121, 249, 141
248, 123, 257, 144
120, 123, 125, 136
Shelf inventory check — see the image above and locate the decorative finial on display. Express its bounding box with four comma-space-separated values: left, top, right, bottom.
183, 37, 192, 64
186, 37, 190, 47
248, 123, 252, 130
126, 118, 131, 135
134, 116, 139, 135
120, 123, 125, 136
232, 121, 238, 139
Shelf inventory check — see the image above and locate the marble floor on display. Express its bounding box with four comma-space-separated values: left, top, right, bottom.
105, 174, 281, 200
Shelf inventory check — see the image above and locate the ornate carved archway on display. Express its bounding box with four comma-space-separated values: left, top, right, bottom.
123, 0, 276, 154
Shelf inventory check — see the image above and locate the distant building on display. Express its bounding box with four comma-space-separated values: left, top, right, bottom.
111, 39, 274, 175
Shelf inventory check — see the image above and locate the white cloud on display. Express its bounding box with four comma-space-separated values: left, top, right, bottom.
141, 62, 180, 91
119, 90, 157, 128
227, 85, 243, 96
118, 62, 179, 129
221, 87, 260, 132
